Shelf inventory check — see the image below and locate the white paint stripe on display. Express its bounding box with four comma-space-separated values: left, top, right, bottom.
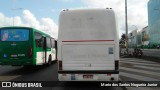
120, 58, 156, 62
133, 65, 160, 71
120, 72, 159, 81
120, 59, 158, 64
120, 61, 160, 67
120, 67, 160, 78
120, 58, 137, 60
0, 75, 21, 81
120, 57, 155, 61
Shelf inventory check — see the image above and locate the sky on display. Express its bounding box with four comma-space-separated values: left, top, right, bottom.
0, 0, 149, 38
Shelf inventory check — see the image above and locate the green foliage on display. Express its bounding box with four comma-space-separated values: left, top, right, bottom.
119, 33, 126, 44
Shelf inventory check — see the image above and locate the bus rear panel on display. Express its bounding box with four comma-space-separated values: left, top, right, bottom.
0, 27, 34, 65
58, 9, 119, 81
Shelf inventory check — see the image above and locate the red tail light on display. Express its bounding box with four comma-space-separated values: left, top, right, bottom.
29, 47, 33, 58
59, 61, 62, 70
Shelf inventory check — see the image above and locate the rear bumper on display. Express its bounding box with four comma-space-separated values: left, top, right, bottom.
58, 70, 119, 81
58, 70, 119, 74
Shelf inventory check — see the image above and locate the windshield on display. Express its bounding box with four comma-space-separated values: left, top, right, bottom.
1, 29, 29, 41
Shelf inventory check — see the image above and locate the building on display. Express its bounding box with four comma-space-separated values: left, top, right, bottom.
128, 26, 149, 48
141, 26, 149, 45
123, 0, 160, 49
128, 30, 137, 48
148, 0, 160, 45
137, 31, 142, 47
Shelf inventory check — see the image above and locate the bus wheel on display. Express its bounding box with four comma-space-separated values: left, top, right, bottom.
47, 55, 52, 66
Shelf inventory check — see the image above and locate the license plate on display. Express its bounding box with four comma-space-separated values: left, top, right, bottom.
83, 74, 93, 79
10, 54, 17, 57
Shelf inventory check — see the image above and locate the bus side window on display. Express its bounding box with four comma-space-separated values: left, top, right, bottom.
51, 39, 55, 48
35, 32, 43, 47
46, 37, 51, 48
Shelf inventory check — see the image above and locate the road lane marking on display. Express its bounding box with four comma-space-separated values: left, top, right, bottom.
120, 67, 160, 78
0, 75, 21, 81
120, 59, 158, 64
120, 61, 160, 67
120, 72, 159, 81
132, 65, 160, 71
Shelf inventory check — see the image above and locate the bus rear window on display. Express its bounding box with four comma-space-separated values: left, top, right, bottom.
1, 29, 29, 41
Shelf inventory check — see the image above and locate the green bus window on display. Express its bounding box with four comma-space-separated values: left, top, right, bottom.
51, 39, 55, 48
1, 29, 29, 41
35, 32, 43, 48
46, 37, 51, 48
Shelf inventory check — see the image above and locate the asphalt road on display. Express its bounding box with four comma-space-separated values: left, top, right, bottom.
0, 62, 58, 81
0, 58, 160, 90
120, 58, 160, 90
0, 61, 124, 90
121, 48, 160, 57
141, 49, 160, 57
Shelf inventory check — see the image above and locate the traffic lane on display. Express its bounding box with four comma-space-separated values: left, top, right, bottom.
12, 61, 58, 81
0, 65, 21, 81
0, 81, 125, 90
51, 87, 125, 90
0, 88, 53, 90
143, 52, 160, 57
0, 66, 22, 75
141, 50, 160, 57
0, 61, 58, 81
0, 87, 125, 90
0, 62, 125, 90
121, 48, 160, 57
0, 66, 22, 81
142, 50, 160, 53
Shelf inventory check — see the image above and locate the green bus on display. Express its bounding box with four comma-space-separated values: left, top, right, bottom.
0, 26, 56, 66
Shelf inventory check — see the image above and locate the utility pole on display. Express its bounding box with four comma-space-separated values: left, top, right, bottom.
125, 0, 128, 52
11, 0, 22, 26
11, 8, 22, 26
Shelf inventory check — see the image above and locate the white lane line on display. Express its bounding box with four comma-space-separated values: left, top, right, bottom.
0, 75, 21, 81
120, 59, 158, 64
120, 61, 160, 67
120, 67, 160, 78
133, 65, 160, 71
120, 72, 159, 81
120, 58, 158, 62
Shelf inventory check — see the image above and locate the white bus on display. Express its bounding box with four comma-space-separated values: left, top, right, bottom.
58, 8, 119, 81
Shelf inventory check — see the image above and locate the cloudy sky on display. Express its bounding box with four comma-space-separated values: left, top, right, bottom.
0, 0, 149, 38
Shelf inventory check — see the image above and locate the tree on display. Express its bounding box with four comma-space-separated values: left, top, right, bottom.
119, 33, 126, 44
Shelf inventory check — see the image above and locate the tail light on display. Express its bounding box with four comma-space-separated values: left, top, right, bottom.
29, 47, 33, 58
59, 61, 62, 70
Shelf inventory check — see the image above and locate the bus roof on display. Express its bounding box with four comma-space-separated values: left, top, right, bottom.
0, 26, 32, 29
